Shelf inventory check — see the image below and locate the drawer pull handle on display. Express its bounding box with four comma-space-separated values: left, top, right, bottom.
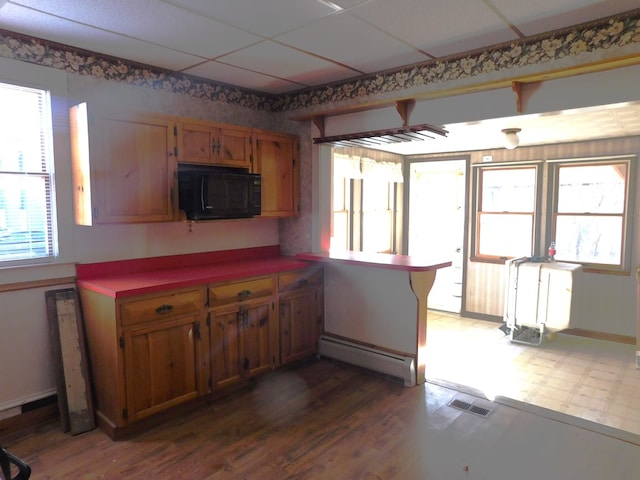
155, 304, 174, 314
238, 289, 251, 300
297, 279, 309, 287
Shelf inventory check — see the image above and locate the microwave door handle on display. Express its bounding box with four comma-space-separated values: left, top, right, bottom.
200, 177, 206, 210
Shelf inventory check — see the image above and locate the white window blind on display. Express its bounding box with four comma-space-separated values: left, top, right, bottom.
0, 81, 56, 264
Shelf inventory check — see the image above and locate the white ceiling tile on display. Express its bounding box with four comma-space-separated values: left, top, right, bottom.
350, 0, 519, 57
12, 0, 262, 58
490, 0, 640, 36
183, 61, 303, 94
275, 11, 430, 74
165, 0, 340, 37
219, 41, 357, 86
0, 4, 206, 71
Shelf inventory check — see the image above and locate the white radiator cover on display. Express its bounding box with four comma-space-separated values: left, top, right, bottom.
317, 335, 416, 387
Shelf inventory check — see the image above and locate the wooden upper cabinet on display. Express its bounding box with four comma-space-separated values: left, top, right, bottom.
251, 129, 300, 218
70, 103, 177, 225
179, 120, 251, 169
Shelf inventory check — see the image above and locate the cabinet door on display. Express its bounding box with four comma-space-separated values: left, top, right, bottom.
241, 299, 275, 377
218, 126, 251, 169
251, 130, 299, 217
209, 304, 243, 390
180, 120, 251, 169
279, 287, 323, 365
209, 297, 275, 390
70, 104, 177, 225
123, 315, 202, 423
180, 121, 217, 165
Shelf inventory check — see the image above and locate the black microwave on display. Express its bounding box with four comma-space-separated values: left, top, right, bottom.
178, 164, 261, 220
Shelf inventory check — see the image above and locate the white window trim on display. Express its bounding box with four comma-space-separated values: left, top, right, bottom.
0, 57, 68, 269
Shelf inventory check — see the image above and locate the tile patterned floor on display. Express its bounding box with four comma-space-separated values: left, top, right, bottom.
425, 311, 640, 438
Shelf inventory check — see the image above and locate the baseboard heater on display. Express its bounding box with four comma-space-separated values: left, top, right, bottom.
317, 335, 416, 387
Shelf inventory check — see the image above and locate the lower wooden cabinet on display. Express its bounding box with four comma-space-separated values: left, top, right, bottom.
123, 314, 202, 423
79, 266, 322, 438
78, 286, 208, 437
278, 267, 324, 365
208, 276, 276, 390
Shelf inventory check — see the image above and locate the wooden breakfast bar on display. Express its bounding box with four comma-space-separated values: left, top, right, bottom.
297, 251, 451, 386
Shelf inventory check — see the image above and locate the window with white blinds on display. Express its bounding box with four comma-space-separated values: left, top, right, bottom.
0, 81, 57, 264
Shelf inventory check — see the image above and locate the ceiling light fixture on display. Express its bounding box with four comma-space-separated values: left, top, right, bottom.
502, 128, 521, 150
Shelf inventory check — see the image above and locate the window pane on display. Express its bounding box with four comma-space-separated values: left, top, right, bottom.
0, 174, 50, 260
362, 211, 392, 253
332, 176, 346, 210
481, 168, 536, 212
363, 177, 390, 210
330, 211, 349, 251
478, 213, 533, 257
555, 215, 622, 265
558, 164, 626, 214
0, 85, 47, 173
362, 179, 393, 253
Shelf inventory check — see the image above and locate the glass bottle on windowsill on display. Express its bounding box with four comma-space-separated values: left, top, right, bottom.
548, 241, 556, 262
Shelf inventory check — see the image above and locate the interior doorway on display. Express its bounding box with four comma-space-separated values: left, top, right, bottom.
407, 158, 467, 313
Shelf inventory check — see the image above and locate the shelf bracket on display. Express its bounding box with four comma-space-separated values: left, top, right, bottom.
312, 115, 325, 138
512, 81, 524, 113
396, 99, 415, 127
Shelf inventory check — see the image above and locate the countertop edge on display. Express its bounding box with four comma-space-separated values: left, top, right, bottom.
297, 252, 452, 272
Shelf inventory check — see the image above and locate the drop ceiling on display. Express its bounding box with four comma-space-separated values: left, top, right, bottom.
1, 0, 639, 154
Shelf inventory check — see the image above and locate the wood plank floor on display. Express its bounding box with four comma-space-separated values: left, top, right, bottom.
3, 358, 640, 479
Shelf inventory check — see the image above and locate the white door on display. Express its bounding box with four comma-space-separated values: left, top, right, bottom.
408, 159, 466, 313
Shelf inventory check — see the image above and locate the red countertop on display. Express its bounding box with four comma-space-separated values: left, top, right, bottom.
76, 245, 312, 298
297, 251, 452, 272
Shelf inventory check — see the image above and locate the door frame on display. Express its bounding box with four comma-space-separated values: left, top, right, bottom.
403, 155, 470, 314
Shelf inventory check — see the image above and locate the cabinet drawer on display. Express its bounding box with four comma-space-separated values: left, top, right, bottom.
278, 268, 323, 293
208, 277, 274, 307
120, 289, 202, 327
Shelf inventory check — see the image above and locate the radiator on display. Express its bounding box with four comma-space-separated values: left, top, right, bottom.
317, 335, 416, 387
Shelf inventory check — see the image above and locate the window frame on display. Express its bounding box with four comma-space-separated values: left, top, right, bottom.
471, 161, 543, 263
0, 67, 59, 267
546, 155, 635, 274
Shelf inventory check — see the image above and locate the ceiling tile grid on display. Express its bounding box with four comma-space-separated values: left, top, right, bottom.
349, 0, 520, 58
490, 0, 640, 36
274, 11, 431, 74
165, 0, 342, 38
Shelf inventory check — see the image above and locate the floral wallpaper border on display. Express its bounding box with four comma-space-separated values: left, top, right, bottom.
1, 9, 639, 113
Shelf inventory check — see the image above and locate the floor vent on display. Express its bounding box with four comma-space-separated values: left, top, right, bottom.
447, 398, 493, 417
